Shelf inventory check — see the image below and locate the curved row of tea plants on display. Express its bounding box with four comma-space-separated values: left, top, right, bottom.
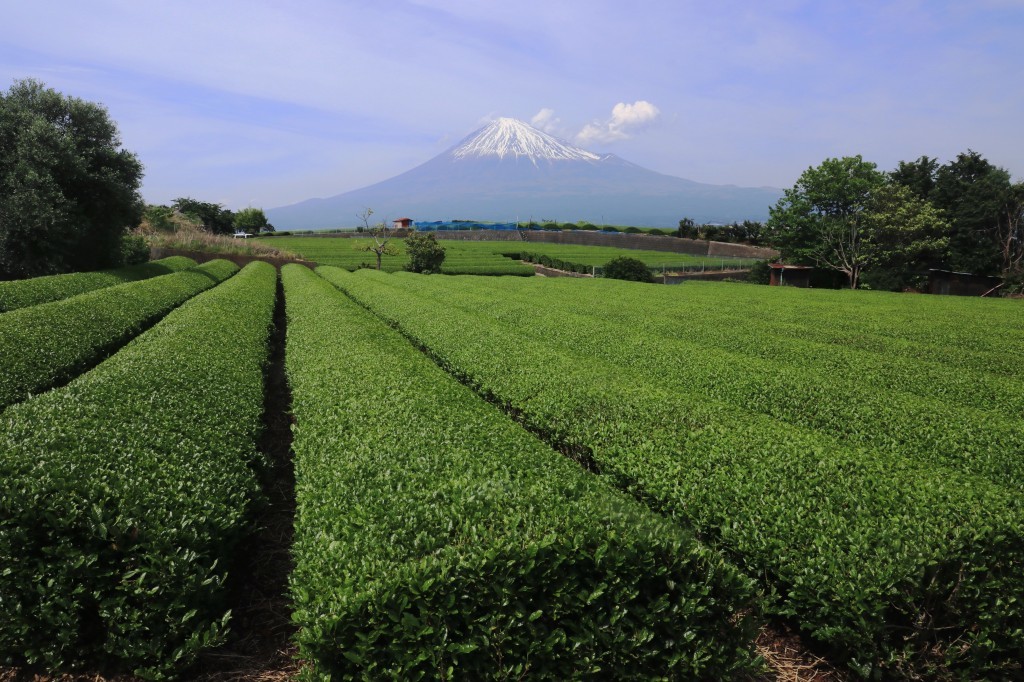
0, 261, 277, 679
504, 249, 754, 274
283, 264, 759, 680
320, 267, 1024, 680
368, 273, 1024, 490
0, 259, 238, 412
0, 256, 197, 313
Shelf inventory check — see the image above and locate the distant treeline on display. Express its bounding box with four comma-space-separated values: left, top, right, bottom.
142, 198, 274, 235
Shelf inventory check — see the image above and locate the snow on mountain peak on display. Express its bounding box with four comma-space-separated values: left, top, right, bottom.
451, 117, 601, 163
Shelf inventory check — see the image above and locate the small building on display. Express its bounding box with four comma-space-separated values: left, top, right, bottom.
927, 269, 1002, 296
393, 218, 414, 229
768, 264, 813, 287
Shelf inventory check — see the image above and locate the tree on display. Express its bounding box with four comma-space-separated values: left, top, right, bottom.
0, 79, 143, 279
172, 197, 235, 235
859, 183, 950, 290
677, 217, 697, 238
931, 151, 1014, 275
998, 182, 1024, 277
233, 207, 272, 233
404, 231, 446, 273
603, 256, 654, 283
768, 156, 887, 289
890, 155, 939, 201
357, 208, 398, 270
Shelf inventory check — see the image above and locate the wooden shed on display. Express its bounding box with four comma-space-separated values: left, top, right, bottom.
768, 264, 813, 288
393, 218, 414, 229
927, 270, 1003, 297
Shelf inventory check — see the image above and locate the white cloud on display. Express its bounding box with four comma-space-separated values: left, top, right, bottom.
530, 107, 561, 133
576, 100, 661, 145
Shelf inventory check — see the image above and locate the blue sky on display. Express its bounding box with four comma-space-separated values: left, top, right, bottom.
2, 0, 1021, 210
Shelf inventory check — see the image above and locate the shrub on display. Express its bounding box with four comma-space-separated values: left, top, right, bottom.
747, 259, 772, 284
603, 256, 655, 282
120, 235, 151, 265
404, 232, 446, 274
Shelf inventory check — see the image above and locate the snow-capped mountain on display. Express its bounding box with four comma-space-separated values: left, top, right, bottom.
451, 118, 600, 163
267, 118, 782, 229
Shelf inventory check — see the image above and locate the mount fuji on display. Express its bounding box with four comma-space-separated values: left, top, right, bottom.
266, 118, 782, 229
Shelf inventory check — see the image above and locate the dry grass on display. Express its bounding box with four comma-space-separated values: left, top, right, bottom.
140, 226, 298, 260
752, 624, 847, 682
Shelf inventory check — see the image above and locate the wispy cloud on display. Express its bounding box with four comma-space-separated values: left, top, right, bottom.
576, 101, 661, 145
530, 107, 561, 133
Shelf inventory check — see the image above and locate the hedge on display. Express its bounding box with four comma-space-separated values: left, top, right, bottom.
284, 264, 759, 680
321, 267, 1024, 679
0, 256, 197, 313
440, 264, 535, 277
0, 259, 237, 412
0, 261, 277, 679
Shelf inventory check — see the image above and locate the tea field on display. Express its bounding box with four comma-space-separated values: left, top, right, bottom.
257, 235, 753, 275
1, 259, 1022, 680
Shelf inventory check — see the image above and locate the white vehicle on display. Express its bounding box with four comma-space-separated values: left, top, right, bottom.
232, 230, 252, 239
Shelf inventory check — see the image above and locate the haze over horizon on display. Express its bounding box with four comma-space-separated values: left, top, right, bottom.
2, 1, 1021, 212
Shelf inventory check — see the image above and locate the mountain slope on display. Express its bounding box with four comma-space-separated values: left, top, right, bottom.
268, 118, 782, 229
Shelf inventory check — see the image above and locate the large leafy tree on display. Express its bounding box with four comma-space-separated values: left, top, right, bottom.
931, 151, 1015, 275
859, 183, 950, 291
0, 79, 143, 279
768, 156, 887, 289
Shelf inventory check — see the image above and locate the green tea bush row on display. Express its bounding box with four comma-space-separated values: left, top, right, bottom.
504, 251, 592, 274
283, 264, 759, 680
440, 263, 535, 276
371, 274, 1024, 490
0, 261, 277, 679
644, 281, 1024, 377
320, 267, 1024, 679
0, 256, 196, 313
0, 259, 237, 412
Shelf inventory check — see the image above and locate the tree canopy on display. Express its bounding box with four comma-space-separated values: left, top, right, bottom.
172, 197, 234, 235
768, 156, 886, 289
0, 79, 143, 279
233, 207, 273, 233
767, 151, 1023, 290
